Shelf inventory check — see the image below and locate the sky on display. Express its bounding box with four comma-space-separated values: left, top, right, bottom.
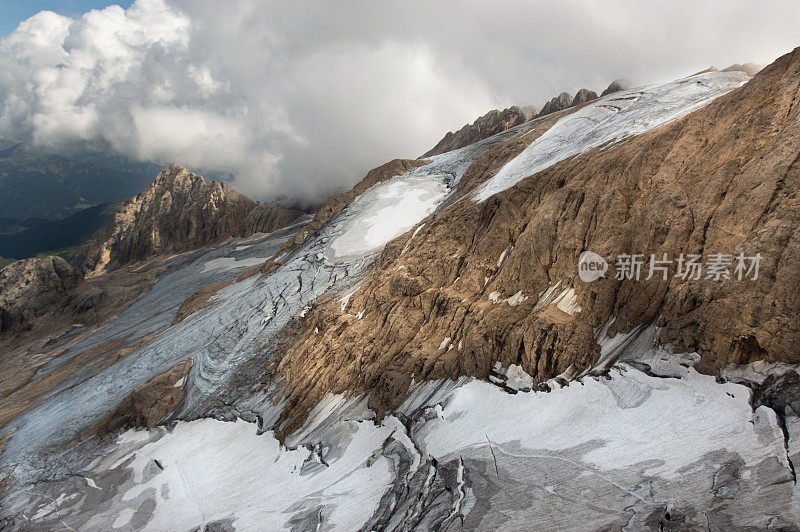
0, 0, 798, 203
0, 0, 131, 36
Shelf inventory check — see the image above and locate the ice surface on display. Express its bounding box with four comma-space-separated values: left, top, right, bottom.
326, 175, 448, 261
416, 368, 781, 478
552, 287, 581, 315
24, 418, 398, 530
200, 255, 269, 273
13, 356, 799, 529
720, 360, 800, 385
34, 220, 308, 380
489, 290, 528, 306
474, 71, 749, 202
2, 120, 523, 488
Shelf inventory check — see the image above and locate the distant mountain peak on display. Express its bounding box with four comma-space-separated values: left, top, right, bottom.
80, 165, 259, 273
422, 106, 532, 158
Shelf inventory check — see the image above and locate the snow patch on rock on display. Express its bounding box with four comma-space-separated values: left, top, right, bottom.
327, 175, 448, 261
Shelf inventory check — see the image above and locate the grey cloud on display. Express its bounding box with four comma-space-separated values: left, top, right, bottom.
0, 0, 798, 203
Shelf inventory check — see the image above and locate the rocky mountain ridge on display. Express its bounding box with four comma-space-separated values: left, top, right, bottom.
422, 106, 534, 158
423, 80, 624, 159
1, 49, 799, 530
0, 256, 100, 333
80, 163, 300, 273
274, 49, 800, 430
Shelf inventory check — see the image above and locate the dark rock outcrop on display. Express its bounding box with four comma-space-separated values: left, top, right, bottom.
601, 78, 630, 96
236, 202, 304, 237
572, 88, 598, 105
0, 256, 100, 332
538, 92, 573, 116
81, 164, 256, 273
100, 360, 193, 432
422, 107, 532, 158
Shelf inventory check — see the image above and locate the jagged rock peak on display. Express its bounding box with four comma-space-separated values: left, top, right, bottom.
422, 106, 532, 157
80, 164, 256, 273
538, 91, 573, 116
601, 78, 630, 96
152, 162, 206, 188
572, 88, 599, 105
535, 88, 600, 119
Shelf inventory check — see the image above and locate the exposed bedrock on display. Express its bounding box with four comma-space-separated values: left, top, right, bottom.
276, 47, 800, 431
80, 163, 291, 273
422, 107, 533, 158
0, 256, 101, 333
235, 201, 304, 237
100, 359, 193, 433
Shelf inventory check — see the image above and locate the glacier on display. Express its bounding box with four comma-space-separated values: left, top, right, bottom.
474, 71, 749, 202
3, 69, 799, 530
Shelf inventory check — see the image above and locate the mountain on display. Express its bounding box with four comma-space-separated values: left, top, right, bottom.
0, 256, 92, 333
600, 77, 630, 96
422, 84, 605, 159
537, 86, 601, 117
1, 48, 800, 530
422, 106, 535, 158
276, 52, 800, 430
0, 163, 303, 266
538, 90, 574, 115
80, 163, 258, 273
0, 142, 161, 220
572, 87, 599, 104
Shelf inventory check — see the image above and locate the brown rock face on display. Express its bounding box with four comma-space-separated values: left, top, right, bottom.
236, 202, 304, 237
572, 88, 598, 105
0, 256, 100, 332
275, 47, 800, 433
538, 91, 573, 116
81, 164, 256, 273
101, 360, 192, 432
601, 78, 630, 96
422, 107, 531, 157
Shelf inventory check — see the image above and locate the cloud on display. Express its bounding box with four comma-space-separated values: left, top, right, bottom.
0, 0, 799, 202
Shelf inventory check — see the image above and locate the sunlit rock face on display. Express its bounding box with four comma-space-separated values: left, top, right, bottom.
80, 163, 257, 273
